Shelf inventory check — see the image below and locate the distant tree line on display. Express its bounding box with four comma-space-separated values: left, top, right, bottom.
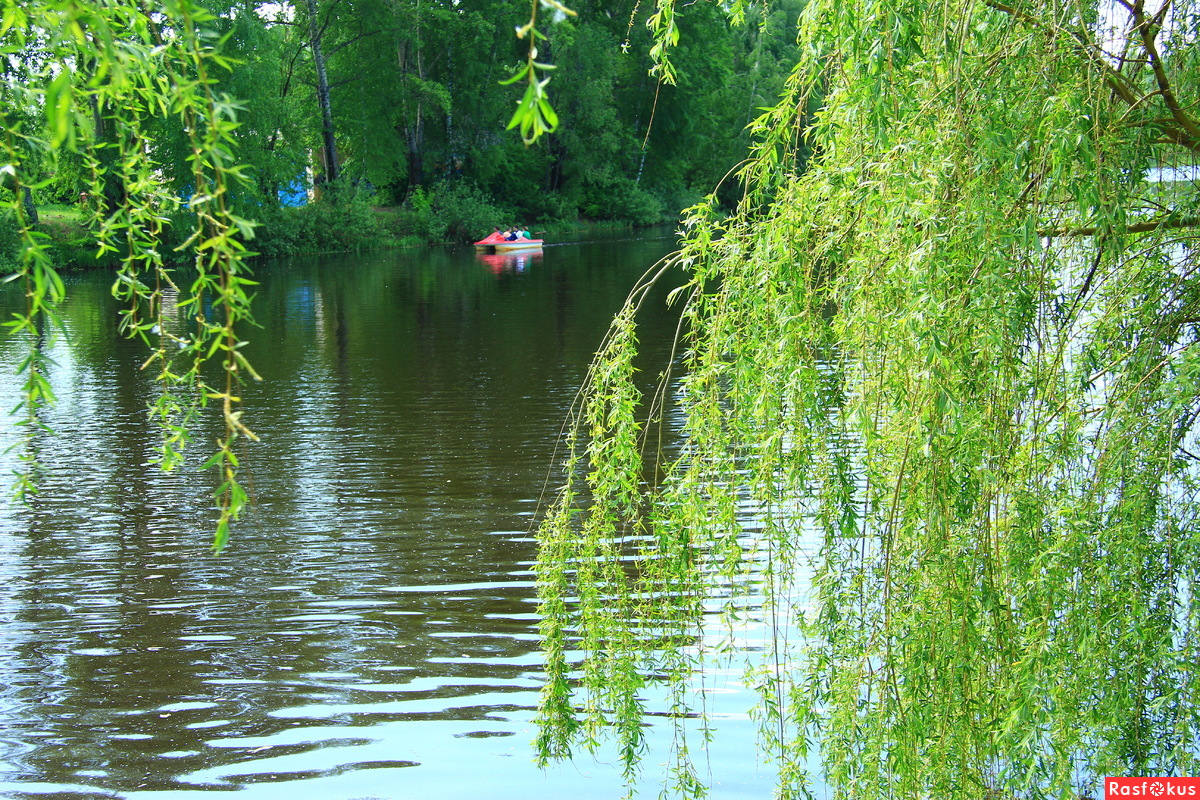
16, 0, 805, 242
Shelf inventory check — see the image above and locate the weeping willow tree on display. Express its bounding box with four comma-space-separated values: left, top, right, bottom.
535, 0, 1200, 796
2, 0, 258, 550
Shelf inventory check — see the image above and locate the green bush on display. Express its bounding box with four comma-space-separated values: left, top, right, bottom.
522, 191, 578, 226
43, 151, 90, 205
580, 177, 670, 226
0, 210, 19, 271
390, 186, 446, 242
656, 183, 702, 222
425, 181, 510, 243
47, 234, 116, 270
251, 196, 390, 258
0, 207, 117, 272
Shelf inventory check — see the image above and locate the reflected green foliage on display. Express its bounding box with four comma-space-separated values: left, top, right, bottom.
537, 0, 1200, 797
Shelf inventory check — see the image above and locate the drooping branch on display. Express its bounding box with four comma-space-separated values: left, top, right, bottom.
532, 0, 1200, 795
982, 0, 1141, 105
1039, 214, 1200, 237
1132, 2, 1200, 148
983, 0, 1200, 154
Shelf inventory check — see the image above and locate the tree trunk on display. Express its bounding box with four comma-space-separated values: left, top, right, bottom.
407, 5, 425, 192
22, 186, 38, 226
444, 40, 454, 179
546, 138, 566, 193
303, 0, 339, 191
407, 133, 423, 190
397, 0, 425, 193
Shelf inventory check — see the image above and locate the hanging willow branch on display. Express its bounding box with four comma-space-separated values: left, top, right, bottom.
535, 0, 1200, 798
2, 0, 259, 551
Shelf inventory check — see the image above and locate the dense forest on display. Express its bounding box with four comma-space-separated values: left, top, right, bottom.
6, 0, 803, 260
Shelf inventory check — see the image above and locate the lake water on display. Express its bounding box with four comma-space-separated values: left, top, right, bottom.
0, 236, 780, 799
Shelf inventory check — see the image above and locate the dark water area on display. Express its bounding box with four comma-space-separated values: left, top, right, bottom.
0, 236, 776, 799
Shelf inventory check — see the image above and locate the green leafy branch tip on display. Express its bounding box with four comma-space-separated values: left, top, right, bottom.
504, 0, 575, 144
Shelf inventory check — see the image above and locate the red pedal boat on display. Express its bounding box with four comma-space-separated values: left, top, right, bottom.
473, 232, 544, 253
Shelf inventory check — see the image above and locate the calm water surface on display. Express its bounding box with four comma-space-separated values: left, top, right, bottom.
0, 237, 778, 799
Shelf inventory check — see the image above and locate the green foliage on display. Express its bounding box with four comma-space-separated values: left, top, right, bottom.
536, 0, 1200, 797
0, 210, 18, 271
47, 232, 115, 271
423, 181, 512, 243
253, 197, 389, 258
580, 176, 668, 225
310, 0, 789, 223
42, 150, 90, 205
8, 0, 798, 264
382, 186, 443, 242
504, 0, 575, 144
3, 0, 259, 550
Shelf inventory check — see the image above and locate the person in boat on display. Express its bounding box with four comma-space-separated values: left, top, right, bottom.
518, 226, 532, 239
503, 226, 520, 241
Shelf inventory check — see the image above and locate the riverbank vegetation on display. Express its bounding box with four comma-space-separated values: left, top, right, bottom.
4, 0, 804, 268
535, 0, 1200, 797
